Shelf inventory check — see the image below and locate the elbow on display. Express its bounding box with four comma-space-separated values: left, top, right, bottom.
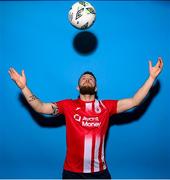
132, 98, 140, 107
34, 107, 43, 114
34, 103, 44, 114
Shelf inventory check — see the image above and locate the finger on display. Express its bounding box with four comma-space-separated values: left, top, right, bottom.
11, 68, 19, 76
155, 60, 160, 68
157, 57, 163, 69
22, 70, 25, 78
9, 67, 13, 73
8, 70, 13, 78
8, 71, 16, 80
9, 68, 15, 76
8, 68, 14, 77
156, 57, 162, 67
158, 57, 163, 68
149, 60, 152, 71
158, 57, 162, 62
9, 68, 19, 80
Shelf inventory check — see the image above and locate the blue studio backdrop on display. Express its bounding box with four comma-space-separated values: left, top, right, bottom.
0, 1, 170, 178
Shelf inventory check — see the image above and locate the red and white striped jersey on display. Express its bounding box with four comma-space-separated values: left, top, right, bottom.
53, 99, 118, 173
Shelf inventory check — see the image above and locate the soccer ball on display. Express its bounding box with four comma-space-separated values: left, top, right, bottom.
68, 1, 96, 30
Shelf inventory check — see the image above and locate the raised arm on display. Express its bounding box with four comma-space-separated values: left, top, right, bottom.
8, 68, 58, 115
117, 57, 163, 113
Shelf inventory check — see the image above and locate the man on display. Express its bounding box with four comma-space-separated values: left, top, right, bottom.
8, 57, 163, 179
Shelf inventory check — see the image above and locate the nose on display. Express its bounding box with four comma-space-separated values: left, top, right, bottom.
85, 79, 92, 83
83, 79, 91, 85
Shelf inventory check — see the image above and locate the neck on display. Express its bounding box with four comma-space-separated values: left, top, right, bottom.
80, 94, 95, 102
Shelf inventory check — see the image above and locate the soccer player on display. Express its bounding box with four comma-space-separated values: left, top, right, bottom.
8, 57, 163, 179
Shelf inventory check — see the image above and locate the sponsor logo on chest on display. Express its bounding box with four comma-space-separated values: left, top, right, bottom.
73, 114, 101, 127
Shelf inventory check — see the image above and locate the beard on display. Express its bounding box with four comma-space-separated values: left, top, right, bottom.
79, 85, 96, 95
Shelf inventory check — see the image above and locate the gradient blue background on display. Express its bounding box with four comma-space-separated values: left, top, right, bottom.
0, 1, 170, 178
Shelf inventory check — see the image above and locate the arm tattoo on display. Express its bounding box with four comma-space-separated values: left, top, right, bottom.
28, 95, 39, 102
51, 105, 58, 115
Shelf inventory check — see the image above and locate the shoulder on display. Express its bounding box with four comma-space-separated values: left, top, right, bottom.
100, 99, 118, 109
100, 99, 118, 104
52, 99, 73, 105
100, 99, 118, 114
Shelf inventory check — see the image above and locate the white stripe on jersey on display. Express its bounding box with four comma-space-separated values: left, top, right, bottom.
85, 102, 92, 112
94, 100, 101, 113
94, 136, 100, 172
101, 135, 106, 170
83, 136, 92, 173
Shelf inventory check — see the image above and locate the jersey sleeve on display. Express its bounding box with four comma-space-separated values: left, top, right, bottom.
52, 99, 70, 115
102, 100, 118, 116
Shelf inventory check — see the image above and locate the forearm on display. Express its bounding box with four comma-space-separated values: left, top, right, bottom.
133, 76, 155, 106
21, 85, 44, 113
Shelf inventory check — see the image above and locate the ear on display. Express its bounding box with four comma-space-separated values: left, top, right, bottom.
77, 86, 80, 91
95, 87, 97, 92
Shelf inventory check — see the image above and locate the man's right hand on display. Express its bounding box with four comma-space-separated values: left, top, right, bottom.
8, 68, 59, 115
8, 68, 26, 90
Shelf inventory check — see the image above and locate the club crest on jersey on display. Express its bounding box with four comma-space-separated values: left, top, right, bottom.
95, 107, 101, 113
74, 114, 81, 122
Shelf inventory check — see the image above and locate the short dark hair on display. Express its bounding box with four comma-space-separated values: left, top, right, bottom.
78, 71, 97, 86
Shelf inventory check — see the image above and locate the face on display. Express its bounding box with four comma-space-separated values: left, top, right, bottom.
78, 74, 97, 95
